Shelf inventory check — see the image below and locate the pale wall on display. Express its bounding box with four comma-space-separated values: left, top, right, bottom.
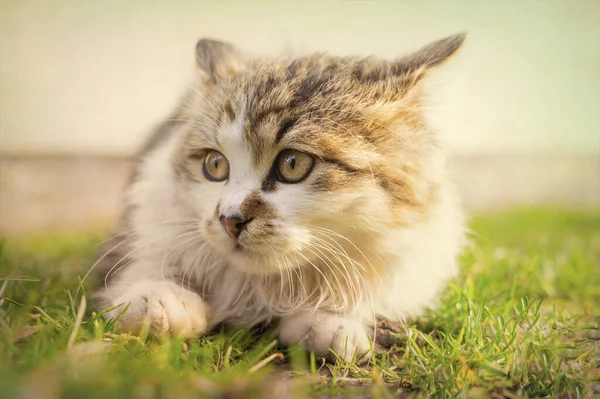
1, 0, 599, 156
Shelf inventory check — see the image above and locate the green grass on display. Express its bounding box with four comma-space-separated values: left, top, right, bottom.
1, 208, 599, 398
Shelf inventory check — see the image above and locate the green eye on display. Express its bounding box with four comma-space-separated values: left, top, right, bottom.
275, 149, 315, 183
202, 150, 230, 182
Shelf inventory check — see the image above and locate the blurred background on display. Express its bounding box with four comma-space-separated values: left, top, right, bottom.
1, 0, 599, 235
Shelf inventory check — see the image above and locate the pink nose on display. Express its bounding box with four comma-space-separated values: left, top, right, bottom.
219, 216, 251, 240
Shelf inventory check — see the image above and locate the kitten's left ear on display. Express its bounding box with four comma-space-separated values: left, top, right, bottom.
395, 32, 466, 75
356, 32, 466, 94
195, 38, 248, 84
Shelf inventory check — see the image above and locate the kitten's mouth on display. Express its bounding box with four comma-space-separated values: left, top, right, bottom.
222, 240, 285, 274
227, 239, 255, 255
206, 225, 284, 273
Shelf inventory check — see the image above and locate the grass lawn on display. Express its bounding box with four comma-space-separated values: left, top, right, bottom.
1, 208, 598, 398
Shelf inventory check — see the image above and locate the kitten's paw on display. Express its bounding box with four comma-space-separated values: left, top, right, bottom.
106, 280, 212, 338
278, 312, 372, 363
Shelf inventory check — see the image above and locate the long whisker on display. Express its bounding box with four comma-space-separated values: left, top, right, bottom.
309, 235, 371, 294
292, 249, 343, 312
201, 245, 218, 298
287, 254, 309, 306
187, 242, 213, 292
102, 245, 144, 302
303, 242, 357, 312
78, 235, 135, 296
159, 230, 203, 280
308, 226, 384, 285
180, 241, 207, 290
308, 239, 362, 309
263, 242, 287, 308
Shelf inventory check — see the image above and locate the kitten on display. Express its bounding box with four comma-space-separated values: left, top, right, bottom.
93, 34, 466, 362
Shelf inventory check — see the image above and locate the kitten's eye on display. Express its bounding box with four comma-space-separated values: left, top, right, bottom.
202, 150, 230, 182
275, 149, 315, 184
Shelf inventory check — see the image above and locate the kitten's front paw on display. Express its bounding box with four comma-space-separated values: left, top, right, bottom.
106, 280, 212, 338
278, 312, 372, 363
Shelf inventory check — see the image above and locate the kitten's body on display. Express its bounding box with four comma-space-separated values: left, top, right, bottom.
94, 35, 466, 361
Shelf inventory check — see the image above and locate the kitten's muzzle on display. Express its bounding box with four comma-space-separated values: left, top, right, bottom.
219, 215, 252, 241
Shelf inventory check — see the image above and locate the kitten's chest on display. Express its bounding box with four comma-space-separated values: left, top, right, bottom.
186, 256, 324, 326
196, 267, 281, 326
177, 251, 276, 325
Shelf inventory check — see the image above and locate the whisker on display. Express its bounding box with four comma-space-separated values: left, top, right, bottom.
158, 230, 203, 280
77, 235, 137, 297
292, 250, 343, 312
201, 245, 218, 298
308, 226, 384, 285
303, 242, 356, 312
308, 240, 362, 309
180, 241, 207, 290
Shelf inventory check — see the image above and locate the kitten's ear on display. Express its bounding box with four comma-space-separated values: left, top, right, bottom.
395, 32, 466, 75
195, 38, 247, 84
355, 33, 466, 95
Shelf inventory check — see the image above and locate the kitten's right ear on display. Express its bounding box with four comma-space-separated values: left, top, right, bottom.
195, 38, 247, 84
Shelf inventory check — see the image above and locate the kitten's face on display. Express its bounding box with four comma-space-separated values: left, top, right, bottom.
173, 36, 464, 275
176, 85, 389, 274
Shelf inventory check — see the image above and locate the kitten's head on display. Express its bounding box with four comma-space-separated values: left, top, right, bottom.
173, 34, 465, 275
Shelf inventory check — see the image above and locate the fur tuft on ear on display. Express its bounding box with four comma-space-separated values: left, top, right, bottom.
195, 38, 247, 84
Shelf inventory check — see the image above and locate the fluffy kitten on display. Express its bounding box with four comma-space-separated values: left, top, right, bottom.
94, 34, 466, 362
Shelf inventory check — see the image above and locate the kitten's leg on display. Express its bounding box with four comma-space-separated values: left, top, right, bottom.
101, 279, 212, 338
278, 311, 372, 363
